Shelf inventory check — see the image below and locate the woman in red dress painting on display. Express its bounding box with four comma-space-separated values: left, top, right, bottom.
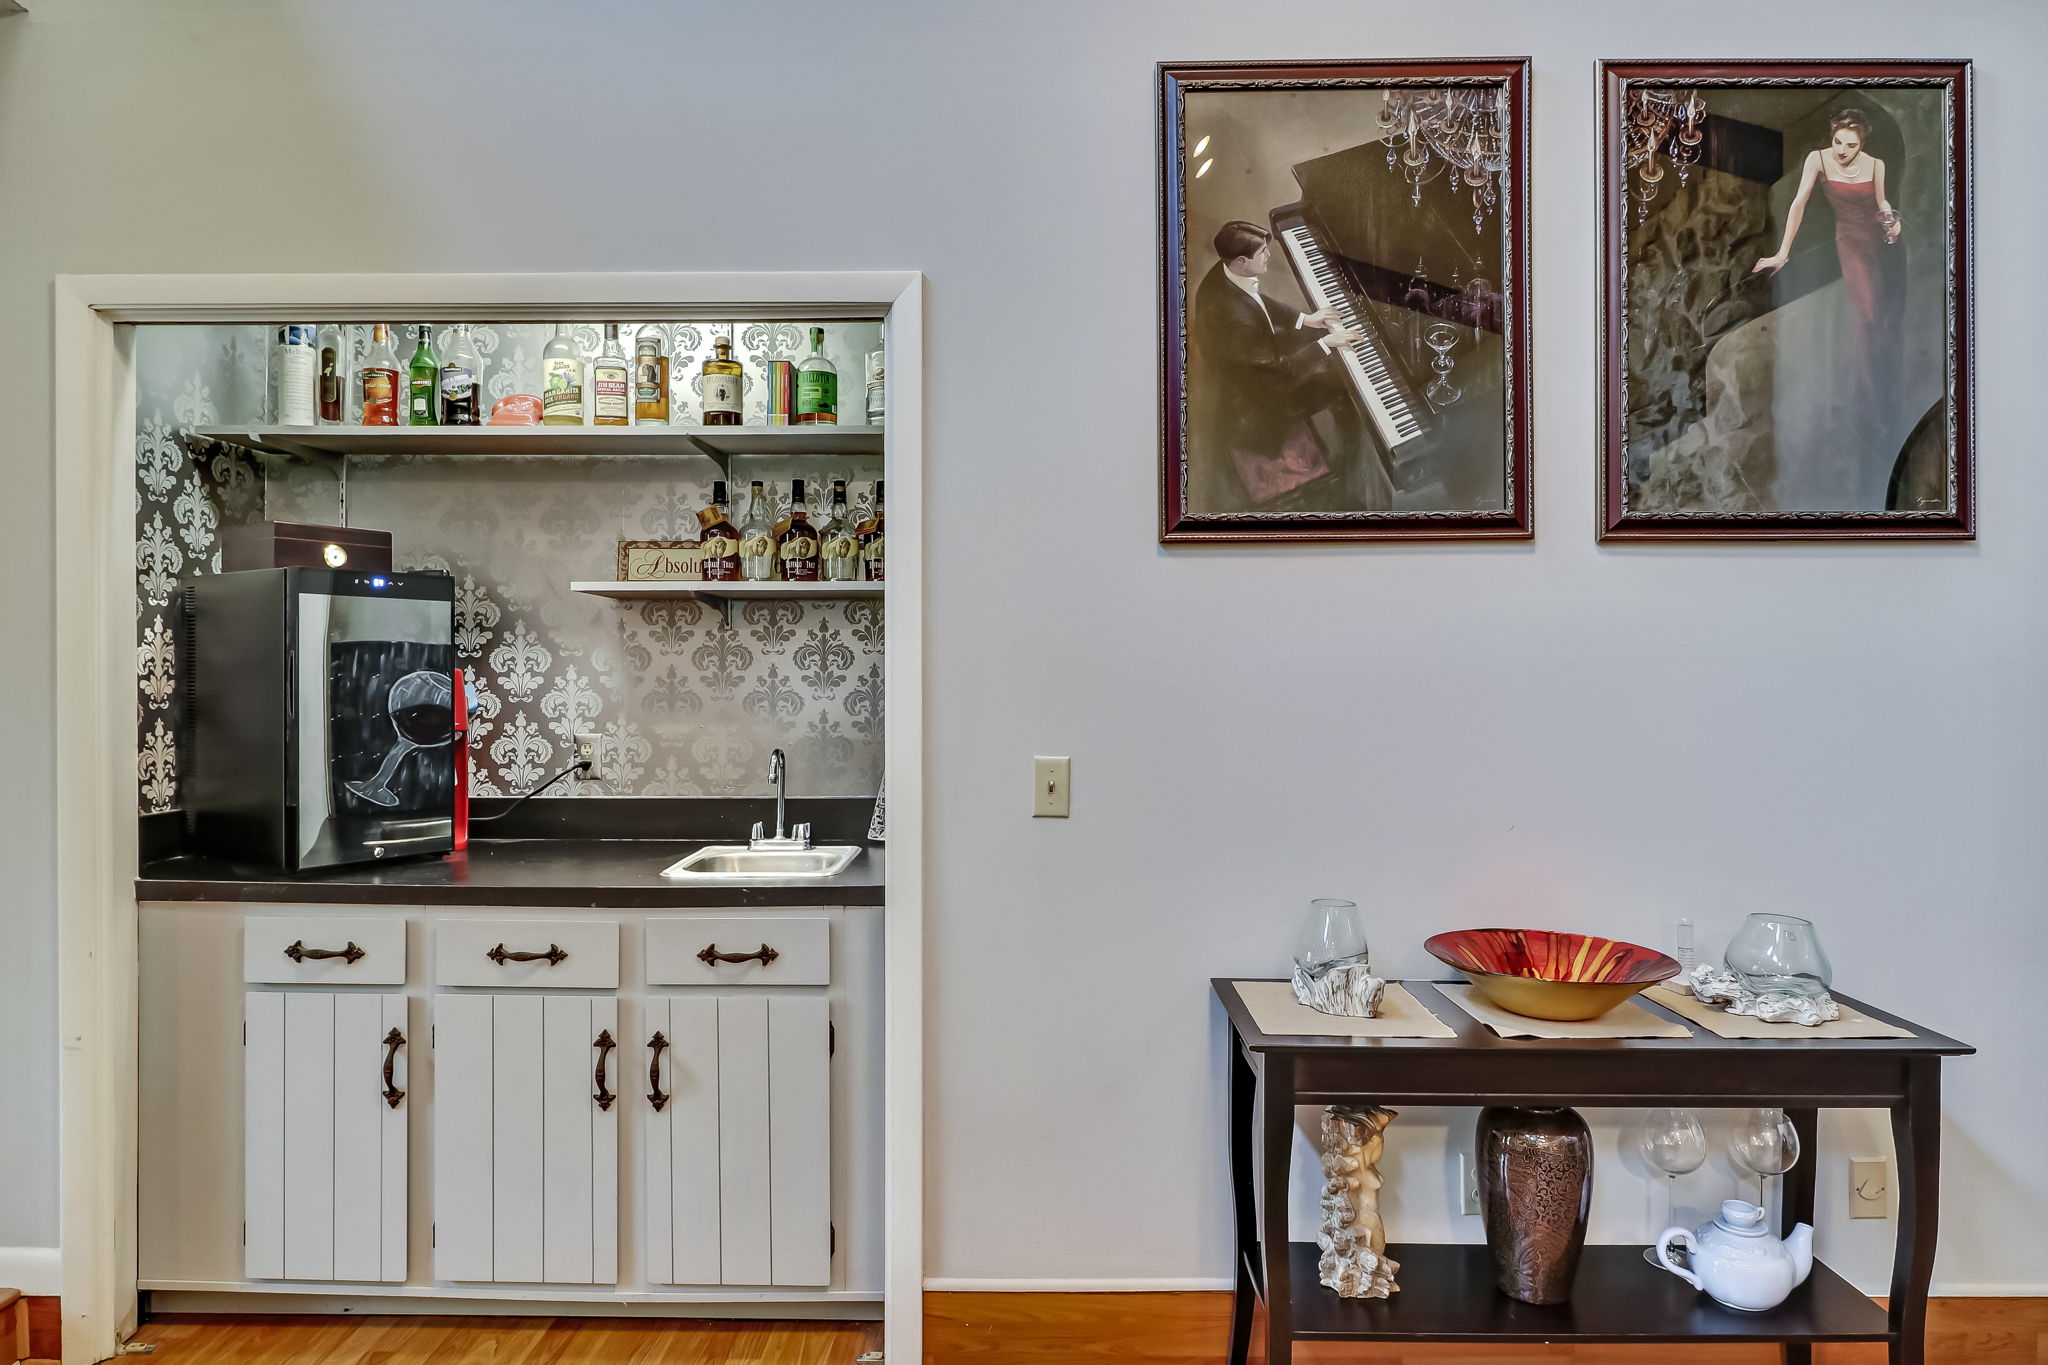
1752, 109, 1905, 428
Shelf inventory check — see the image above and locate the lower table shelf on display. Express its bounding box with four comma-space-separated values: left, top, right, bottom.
1277, 1243, 1891, 1344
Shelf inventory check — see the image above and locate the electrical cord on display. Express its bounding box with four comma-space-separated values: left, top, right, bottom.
467, 759, 592, 827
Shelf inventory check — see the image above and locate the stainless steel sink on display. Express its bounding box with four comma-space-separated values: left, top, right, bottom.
659, 844, 862, 880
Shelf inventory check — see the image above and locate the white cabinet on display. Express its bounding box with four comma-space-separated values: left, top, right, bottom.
433, 994, 620, 1284
642, 995, 831, 1287
243, 991, 409, 1282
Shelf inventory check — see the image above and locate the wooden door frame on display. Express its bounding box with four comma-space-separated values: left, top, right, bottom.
51, 271, 927, 1364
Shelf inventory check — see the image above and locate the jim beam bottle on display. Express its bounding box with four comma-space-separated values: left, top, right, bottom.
698, 480, 741, 581
778, 477, 821, 581
700, 336, 744, 426
634, 325, 670, 424
739, 479, 777, 581
859, 479, 884, 581
592, 323, 631, 426
821, 479, 860, 581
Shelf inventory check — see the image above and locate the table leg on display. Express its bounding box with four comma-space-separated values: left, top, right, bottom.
1780, 1107, 1820, 1365
1226, 1034, 1258, 1365
1889, 1060, 1941, 1365
1261, 1054, 1295, 1365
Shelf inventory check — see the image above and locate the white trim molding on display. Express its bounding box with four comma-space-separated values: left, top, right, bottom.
0, 1247, 62, 1296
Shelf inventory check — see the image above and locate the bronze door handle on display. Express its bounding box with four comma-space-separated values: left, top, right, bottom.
696, 942, 779, 968
381, 1027, 406, 1109
486, 942, 568, 966
593, 1029, 617, 1111
647, 1031, 670, 1112
285, 939, 366, 964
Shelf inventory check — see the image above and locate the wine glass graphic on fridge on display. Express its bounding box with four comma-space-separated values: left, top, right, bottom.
346, 669, 453, 808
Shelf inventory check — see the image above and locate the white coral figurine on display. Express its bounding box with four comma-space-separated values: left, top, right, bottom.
1317, 1106, 1400, 1299
1688, 963, 1840, 1027
1292, 962, 1386, 1018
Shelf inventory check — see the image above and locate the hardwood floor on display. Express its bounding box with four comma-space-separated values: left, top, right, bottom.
123, 1296, 2048, 1364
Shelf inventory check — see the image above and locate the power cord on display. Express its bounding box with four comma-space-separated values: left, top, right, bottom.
468, 759, 592, 827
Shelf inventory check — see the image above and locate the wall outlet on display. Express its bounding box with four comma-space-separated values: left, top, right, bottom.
1459, 1153, 1481, 1215
1850, 1159, 1888, 1218
1032, 756, 1071, 817
573, 732, 602, 781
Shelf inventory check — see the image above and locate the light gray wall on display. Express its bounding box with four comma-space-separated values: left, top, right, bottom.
4, 0, 2046, 1293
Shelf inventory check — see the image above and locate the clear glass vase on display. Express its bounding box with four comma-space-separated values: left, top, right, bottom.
1294, 898, 1369, 980
1723, 913, 1833, 999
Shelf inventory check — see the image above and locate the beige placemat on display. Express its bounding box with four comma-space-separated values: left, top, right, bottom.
1433, 982, 1694, 1039
1237, 980, 1457, 1039
1644, 983, 1916, 1039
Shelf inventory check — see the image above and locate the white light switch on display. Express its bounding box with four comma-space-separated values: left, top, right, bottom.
1850, 1159, 1888, 1218
1033, 757, 1071, 818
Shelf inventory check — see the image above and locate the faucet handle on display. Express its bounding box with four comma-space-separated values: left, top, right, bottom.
750, 820, 765, 845
792, 822, 813, 847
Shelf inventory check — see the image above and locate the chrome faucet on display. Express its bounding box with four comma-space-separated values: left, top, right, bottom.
750, 748, 812, 850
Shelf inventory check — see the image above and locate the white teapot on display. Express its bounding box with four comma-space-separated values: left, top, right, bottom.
1654, 1199, 1813, 1312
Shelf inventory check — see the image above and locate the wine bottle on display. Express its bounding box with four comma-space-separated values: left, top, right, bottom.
701, 336, 744, 426
592, 323, 630, 426
355, 323, 401, 426
859, 479, 885, 582
795, 325, 838, 425
739, 480, 777, 581
541, 324, 585, 426
439, 324, 482, 426
778, 477, 821, 581
821, 479, 860, 581
698, 479, 741, 581
406, 326, 439, 426
634, 325, 670, 425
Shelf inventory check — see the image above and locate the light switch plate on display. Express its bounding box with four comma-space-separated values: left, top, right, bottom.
1033, 756, 1071, 818
1850, 1159, 1888, 1218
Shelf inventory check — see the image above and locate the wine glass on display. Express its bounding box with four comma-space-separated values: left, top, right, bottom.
346, 669, 453, 808
1729, 1106, 1802, 1209
1638, 1107, 1708, 1266
1423, 323, 1462, 407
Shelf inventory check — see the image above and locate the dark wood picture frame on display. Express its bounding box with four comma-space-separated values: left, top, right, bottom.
1159, 58, 1533, 543
1599, 59, 1973, 541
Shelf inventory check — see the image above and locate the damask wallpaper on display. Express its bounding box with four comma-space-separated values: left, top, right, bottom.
133, 321, 886, 815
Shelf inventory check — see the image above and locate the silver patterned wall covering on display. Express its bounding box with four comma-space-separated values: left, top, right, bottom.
133, 321, 885, 815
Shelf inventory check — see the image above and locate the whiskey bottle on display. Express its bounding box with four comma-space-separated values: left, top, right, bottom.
859, 479, 885, 582
592, 323, 631, 426
541, 324, 585, 425
795, 325, 838, 425
865, 333, 886, 426
406, 326, 439, 426
316, 324, 347, 424
821, 479, 860, 581
634, 325, 670, 425
439, 324, 483, 426
739, 479, 777, 581
778, 477, 821, 582
698, 479, 741, 581
355, 323, 401, 426
700, 337, 744, 425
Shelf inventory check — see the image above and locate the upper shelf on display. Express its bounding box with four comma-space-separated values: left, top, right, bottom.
191, 424, 885, 462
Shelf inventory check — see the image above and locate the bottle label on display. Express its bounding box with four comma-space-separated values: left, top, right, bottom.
542, 358, 583, 419
361, 369, 399, 425
862, 536, 885, 580
440, 366, 476, 401
700, 534, 740, 559
823, 533, 860, 561
635, 358, 666, 406
275, 342, 317, 425
740, 533, 775, 559
408, 376, 436, 421
703, 374, 742, 417
593, 362, 630, 420
780, 534, 820, 560
796, 371, 838, 423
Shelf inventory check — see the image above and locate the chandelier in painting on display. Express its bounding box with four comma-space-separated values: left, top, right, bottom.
1378, 86, 1511, 233
1622, 88, 1707, 222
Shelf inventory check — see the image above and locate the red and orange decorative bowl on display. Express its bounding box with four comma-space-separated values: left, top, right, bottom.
1425, 928, 1682, 1021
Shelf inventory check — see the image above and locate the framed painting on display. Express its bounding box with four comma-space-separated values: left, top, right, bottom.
1158, 59, 1532, 543
1600, 60, 1973, 540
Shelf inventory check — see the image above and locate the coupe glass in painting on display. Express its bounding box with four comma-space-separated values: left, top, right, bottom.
1601, 61, 1972, 539
1159, 61, 1532, 542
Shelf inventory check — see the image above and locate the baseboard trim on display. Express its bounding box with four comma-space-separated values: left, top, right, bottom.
926, 1277, 1233, 1292
0, 1248, 60, 1296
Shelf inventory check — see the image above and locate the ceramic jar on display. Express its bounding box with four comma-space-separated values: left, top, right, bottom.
1475, 1105, 1593, 1305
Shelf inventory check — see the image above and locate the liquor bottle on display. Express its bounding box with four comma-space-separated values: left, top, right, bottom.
821, 479, 860, 581
865, 333, 886, 426
859, 479, 885, 582
698, 479, 741, 581
739, 479, 777, 581
541, 324, 585, 425
270, 325, 318, 425
634, 325, 670, 425
700, 336, 744, 425
405, 326, 439, 426
439, 324, 483, 426
316, 324, 347, 424
778, 477, 821, 581
795, 325, 838, 425
592, 323, 631, 426
355, 323, 402, 425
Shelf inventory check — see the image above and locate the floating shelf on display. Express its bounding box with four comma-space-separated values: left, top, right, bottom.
191, 424, 884, 463
571, 578, 881, 623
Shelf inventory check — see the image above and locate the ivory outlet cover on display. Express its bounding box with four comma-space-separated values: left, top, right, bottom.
1033, 756, 1071, 818
1851, 1159, 1888, 1218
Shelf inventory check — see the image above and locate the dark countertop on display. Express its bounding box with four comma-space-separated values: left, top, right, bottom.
137, 838, 885, 908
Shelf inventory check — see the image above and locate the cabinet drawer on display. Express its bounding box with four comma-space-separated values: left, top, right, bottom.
647, 917, 829, 987
244, 916, 406, 985
434, 920, 620, 989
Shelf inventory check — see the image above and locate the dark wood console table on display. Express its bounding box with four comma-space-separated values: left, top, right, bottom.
1214, 978, 1973, 1365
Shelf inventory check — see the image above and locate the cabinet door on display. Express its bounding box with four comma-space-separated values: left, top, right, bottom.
244, 991, 408, 1282
642, 995, 830, 1287
433, 994, 619, 1284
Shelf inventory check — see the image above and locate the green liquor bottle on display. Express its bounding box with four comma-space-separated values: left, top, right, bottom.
406, 325, 439, 426
795, 326, 837, 425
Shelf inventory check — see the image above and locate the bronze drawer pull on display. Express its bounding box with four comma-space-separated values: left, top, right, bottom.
381, 1027, 406, 1109
593, 1029, 617, 1111
647, 1031, 671, 1112
284, 939, 365, 965
697, 942, 779, 968
486, 942, 569, 966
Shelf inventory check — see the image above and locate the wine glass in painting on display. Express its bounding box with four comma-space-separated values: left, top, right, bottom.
346, 669, 453, 808
1639, 1107, 1708, 1266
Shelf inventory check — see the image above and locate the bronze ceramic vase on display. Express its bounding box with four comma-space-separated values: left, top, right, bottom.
1475, 1105, 1592, 1305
